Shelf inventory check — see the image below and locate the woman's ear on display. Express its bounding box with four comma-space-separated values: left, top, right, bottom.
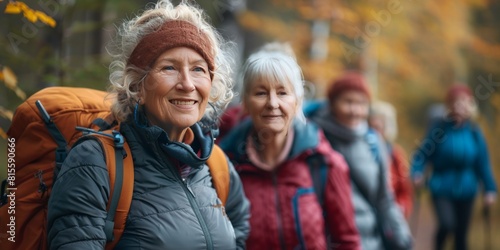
136, 82, 146, 105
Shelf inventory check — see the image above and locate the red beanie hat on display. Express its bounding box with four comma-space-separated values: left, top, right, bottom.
327, 72, 371, 102
446, 84, 472, 103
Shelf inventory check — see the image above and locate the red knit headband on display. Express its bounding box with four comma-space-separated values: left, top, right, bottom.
127, 20, 215, 79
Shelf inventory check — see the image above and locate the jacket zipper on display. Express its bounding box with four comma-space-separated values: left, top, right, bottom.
273, 172, 286, 250
154, 144, 214, 250
179, 175, 214, 250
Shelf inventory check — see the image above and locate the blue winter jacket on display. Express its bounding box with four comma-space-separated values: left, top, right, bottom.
411, 119, 497, 199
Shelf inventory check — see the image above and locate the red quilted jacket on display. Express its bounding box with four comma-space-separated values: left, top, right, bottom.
389, 144, 413, 219
220, 121, 361, 250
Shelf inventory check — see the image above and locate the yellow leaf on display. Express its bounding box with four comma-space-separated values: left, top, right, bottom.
0, 127, 7, 140
0, 106, 14, 121
0, 71, 3, 81
4, 2, 55, 28
23, 8, 38, 23
35, 10, 56, 27
14, 87, 26, 100
2, 67, 18, 89
17, 1, 29, 11
4, 2, 22, 14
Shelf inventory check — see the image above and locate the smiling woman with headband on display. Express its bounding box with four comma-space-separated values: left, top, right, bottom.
47, 1, 250, 249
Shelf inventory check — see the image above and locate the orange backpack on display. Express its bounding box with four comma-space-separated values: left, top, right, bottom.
0, 87, 229, 250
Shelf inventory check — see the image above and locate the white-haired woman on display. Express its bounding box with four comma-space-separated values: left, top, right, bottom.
369, 101, 413, 219
220, 44, 361, 250
47, 1, 249, 249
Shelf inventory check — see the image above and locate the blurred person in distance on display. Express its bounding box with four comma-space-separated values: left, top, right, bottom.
307, 71, 413, 250
411, 84, 497, 250
369, 100, 413, 219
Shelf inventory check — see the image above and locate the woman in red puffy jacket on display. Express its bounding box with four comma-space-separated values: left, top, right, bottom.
220, 43, 361, 250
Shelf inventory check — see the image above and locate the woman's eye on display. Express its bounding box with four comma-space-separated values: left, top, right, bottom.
193, 66, 206, 72
278, 91, 287, 95
162, 66, 175, 71
255, 91, 267, 96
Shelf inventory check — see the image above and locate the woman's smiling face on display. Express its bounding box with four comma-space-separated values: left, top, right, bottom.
244, 77, 297, 136
331, 90, 370, 129
141, 47, 211, 136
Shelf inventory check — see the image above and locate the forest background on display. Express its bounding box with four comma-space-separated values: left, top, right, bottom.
1, 0, 499, 249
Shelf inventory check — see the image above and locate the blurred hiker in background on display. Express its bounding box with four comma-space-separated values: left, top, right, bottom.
369, 101, 413, 219
411, 84, 497, 250
307, 71, 413, 250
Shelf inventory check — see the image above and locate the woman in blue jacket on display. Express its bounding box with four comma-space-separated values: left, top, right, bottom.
411, 84, 497, 250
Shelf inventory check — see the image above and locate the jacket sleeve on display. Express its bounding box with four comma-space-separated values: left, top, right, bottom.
390, 145, 413, 219
474, 127, 497, 193
224, 158, 251, 250
324, 151, 362, 250
410, 121, 447, 180
47, 140, 110, 250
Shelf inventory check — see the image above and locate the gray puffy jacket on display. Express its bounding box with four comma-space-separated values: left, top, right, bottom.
47, 120, 250, 250
310, 107, 412, 250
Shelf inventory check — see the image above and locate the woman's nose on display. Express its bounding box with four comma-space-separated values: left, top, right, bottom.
267, 92, 279, 109
176, 68, 195, 92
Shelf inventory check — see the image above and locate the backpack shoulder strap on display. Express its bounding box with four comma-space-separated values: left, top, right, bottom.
365, 128, 383, 168
35, 100, 68, 168
306, 152, 328, 207
356, 128, 386, 206
206, 144, 230, 206
91, 131, 134, 250
303, 100, 327, 118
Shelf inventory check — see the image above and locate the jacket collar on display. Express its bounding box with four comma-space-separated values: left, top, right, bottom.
124, 114, 214, 168
220, 118, 320, 162
440, 116, 473, 129
310, 105, 368, 143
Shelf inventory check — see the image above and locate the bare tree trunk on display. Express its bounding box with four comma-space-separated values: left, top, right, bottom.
88, 1, 105, 57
